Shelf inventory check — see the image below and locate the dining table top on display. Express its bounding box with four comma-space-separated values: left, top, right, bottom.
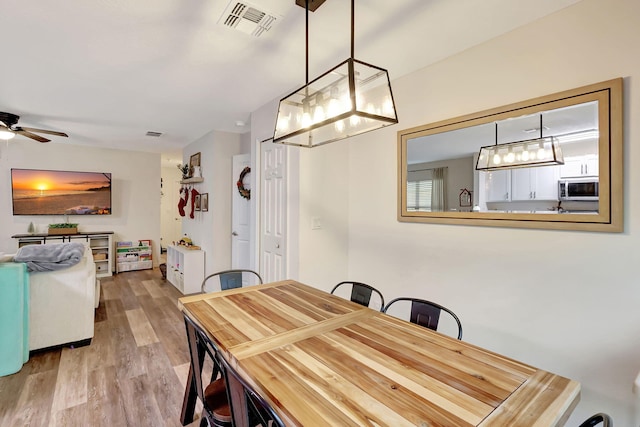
179, 280, 580, 427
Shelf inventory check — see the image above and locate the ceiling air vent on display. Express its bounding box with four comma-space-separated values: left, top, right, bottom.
218, 1, 282, 37
146, 131, 162, 137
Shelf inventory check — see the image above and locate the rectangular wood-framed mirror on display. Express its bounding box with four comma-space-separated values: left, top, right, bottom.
398, 78, 623, 232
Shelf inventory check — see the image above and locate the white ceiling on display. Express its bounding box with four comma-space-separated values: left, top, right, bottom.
0, 0, 581, 165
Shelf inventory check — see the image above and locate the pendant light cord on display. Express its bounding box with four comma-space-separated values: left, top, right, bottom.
350, 0, 355, 59
305, 0, 309, 84
539, 115, 543, 139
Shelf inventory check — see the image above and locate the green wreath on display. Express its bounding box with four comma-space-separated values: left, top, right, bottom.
237, 166, 251, 200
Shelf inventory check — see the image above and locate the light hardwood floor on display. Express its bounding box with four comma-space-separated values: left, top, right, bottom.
0, 268, 204, 427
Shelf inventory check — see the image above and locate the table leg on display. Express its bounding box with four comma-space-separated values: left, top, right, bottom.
180, 364, 197, 425
180, 318, 205, 426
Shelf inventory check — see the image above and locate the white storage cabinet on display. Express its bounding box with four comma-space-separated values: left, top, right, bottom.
167, 245, 204, 295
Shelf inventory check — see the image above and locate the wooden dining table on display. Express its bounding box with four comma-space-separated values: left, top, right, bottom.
179, 280, 580, 426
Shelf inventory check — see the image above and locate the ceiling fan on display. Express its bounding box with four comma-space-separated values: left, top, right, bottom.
0, 112, 68, 143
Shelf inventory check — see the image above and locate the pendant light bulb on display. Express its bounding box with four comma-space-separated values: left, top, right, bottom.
537, 142, 547, 160
505, 150, 515, 163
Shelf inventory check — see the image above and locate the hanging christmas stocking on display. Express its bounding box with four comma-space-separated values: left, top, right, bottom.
177, 187, 189, 217
190, 187, 200, 219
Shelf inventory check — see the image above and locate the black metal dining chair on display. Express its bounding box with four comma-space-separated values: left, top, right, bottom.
383, 297, 463, 340
579, 413, 612, 427
201, 269, 263, 293
183, 314, 232, 427
330, 281, 385, 311
214, 339, 285, 427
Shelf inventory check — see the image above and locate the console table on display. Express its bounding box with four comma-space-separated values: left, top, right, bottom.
12, 231, 114, 278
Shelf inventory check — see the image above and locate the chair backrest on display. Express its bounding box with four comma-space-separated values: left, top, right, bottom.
383, 297, 463, 340
330, 281, 385, 311
215, 349, 285, 427
579, 413, 612, 427
202, 269, 263, 293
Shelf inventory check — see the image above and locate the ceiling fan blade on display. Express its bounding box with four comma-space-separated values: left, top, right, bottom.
19, 126, 68, 137
14, 129, 50, 143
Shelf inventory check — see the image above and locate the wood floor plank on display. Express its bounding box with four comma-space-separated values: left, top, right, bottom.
10, 370, 57, 427
86, 366, 128, 426
119, 374, 166, 426
51, 402, 88, 427
104, 296, 125, 318
51, 347, 88, 413
119, 277, 142, 311
139, 342, 185, 421
125, 307, 160, 347
85, 319, 116, 372
110, 312, 147, 380
138, 294, 190, 367
130, 277, 151, 296
100, 277, 118, 300
142, 278, 166, 298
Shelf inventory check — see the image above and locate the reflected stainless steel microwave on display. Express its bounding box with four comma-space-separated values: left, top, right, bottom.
558, 177, 599, 201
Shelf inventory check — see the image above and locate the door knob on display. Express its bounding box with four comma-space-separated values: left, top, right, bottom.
232, 231, 238, 236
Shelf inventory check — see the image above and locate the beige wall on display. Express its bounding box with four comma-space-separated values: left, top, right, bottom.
181, 130, 243, 276
0, 142, 161, 265
345, 0, 640, 424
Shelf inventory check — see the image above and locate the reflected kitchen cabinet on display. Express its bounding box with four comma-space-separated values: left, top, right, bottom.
485, 169, 511, 202
511, 166, 560, 201
561, 155, 599, 178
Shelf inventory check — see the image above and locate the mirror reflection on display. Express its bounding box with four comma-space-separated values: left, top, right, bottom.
406, 101, 598, 214
398, 78, 622, 232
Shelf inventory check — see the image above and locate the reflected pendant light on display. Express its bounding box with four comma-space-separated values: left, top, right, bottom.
272, 0, 398, 148
475, 116, 564, 171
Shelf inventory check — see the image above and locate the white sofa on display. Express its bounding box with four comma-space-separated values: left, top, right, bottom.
28, 246, 98, 351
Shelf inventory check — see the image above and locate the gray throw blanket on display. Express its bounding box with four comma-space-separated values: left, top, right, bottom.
14, 242, 86, 272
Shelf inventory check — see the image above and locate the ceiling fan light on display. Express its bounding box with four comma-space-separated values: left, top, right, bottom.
0, 129, 15, 140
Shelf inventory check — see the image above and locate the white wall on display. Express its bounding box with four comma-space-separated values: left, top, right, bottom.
344, 0, 640, 425
0, 142, 161, 265
181, 130, 243, 277
161, 165, 183, 248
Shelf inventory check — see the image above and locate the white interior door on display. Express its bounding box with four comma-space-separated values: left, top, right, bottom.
232, 154, 251, 269
261, 141, 287, 283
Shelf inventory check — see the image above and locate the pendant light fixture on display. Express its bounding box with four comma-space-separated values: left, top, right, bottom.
475, 115, 564, 171
272, 0, 398, 148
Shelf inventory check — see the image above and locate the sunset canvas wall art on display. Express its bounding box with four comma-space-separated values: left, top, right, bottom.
11, 169, 112, 215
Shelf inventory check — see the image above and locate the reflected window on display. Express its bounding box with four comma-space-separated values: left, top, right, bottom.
407, 179, 432, 212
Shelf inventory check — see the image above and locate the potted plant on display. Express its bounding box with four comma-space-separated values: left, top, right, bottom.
48, 223, 79, 235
